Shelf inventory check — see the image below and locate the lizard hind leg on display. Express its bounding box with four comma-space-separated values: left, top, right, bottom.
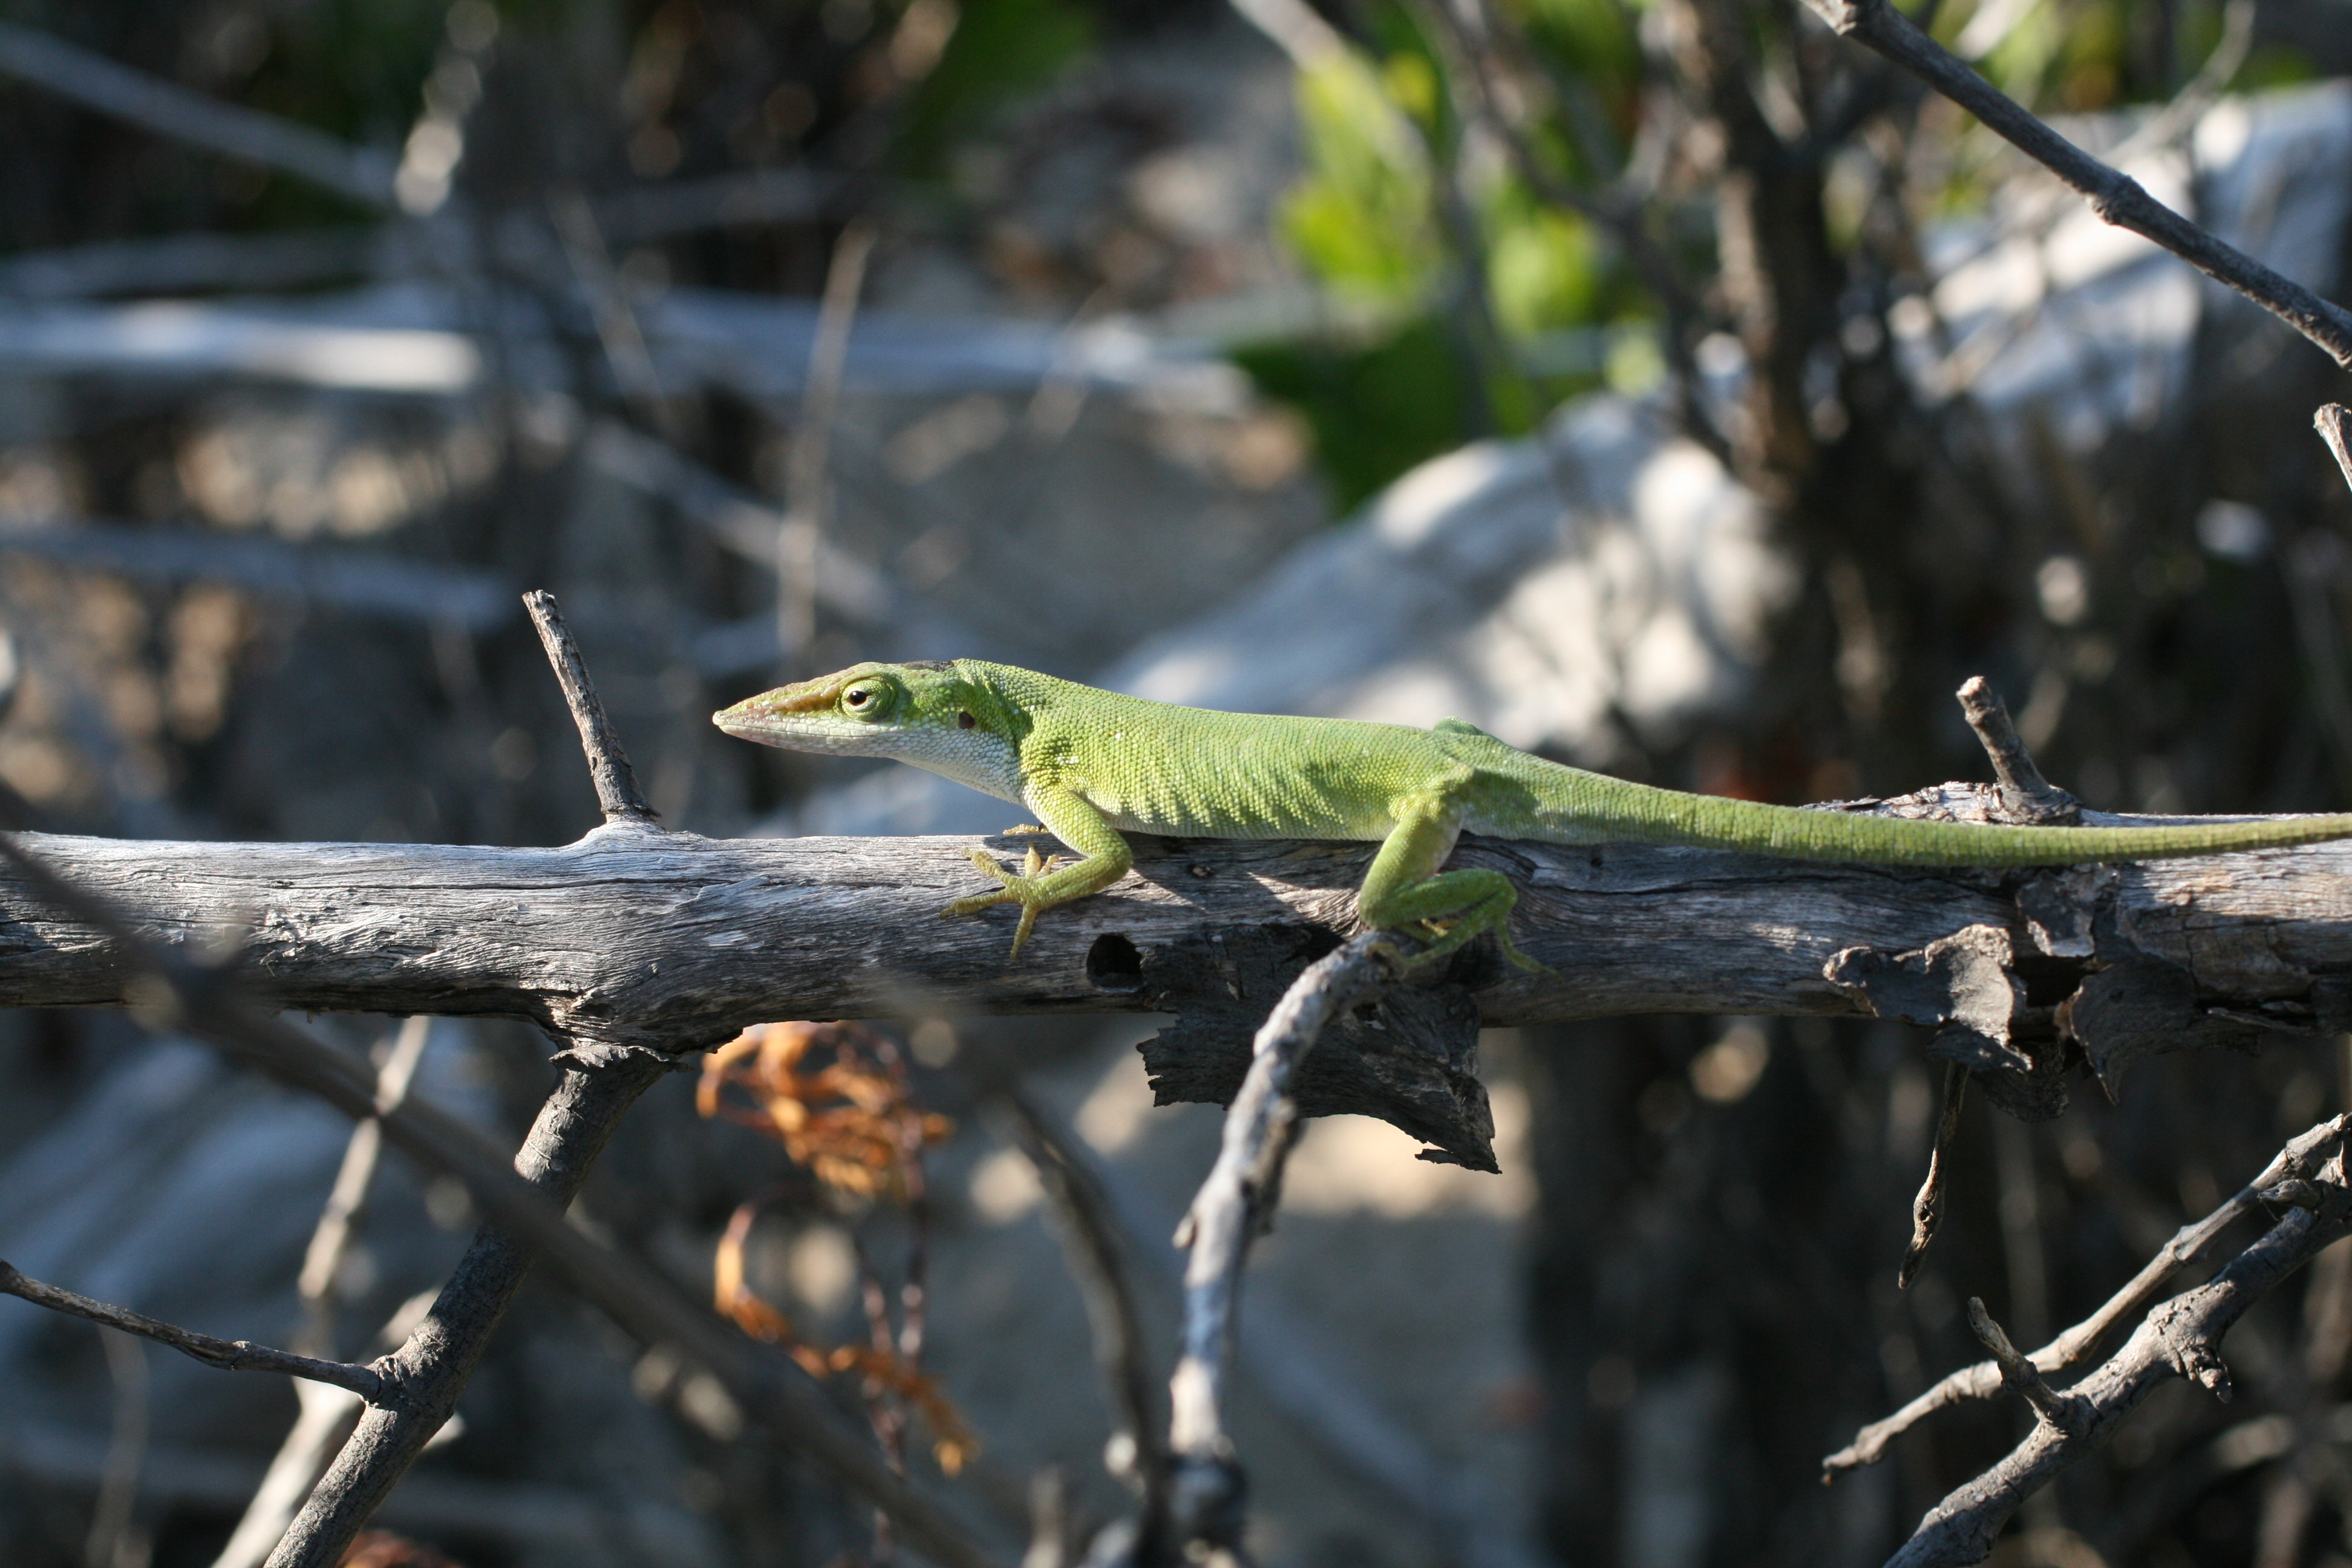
1358, 796, 1545, 974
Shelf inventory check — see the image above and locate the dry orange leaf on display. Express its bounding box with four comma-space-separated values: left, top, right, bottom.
697, 1021, 950, 1198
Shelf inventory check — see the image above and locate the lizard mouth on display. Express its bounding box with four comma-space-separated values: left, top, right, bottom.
712, 676, 849, 741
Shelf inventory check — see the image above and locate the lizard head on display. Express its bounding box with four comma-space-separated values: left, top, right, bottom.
713, 660, 1020, 792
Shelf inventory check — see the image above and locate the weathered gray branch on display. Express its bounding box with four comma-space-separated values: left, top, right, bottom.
1955, 677, 2078, 825
0, 1261, 387, 1402
4, 784, 2351, 1138
521, 590, 656, 824
1826, 1113, 2352, 1483
0, 520, 515, 632
1881, 1120, 2352, 1567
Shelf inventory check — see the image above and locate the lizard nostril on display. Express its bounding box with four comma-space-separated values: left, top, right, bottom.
1085, 933, 1143, 992
958, 712, 975, 729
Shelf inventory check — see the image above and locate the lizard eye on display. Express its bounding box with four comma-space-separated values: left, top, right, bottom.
845, 690, 869, 708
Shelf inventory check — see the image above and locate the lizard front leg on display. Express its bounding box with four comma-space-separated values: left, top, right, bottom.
1358, 794, 1543, 973
942, 783, 1133, 958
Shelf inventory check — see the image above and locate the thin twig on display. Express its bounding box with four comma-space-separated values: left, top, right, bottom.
1826, 1112, 2352, 1478
520, 590, 658, 825
2319, 405, 2352, 500
0, 1261, 387, 1403
297, 1016, 434, 1356
779, 220, 878, 664
1900, 1062, 1967, 1289
993, 1093, 1172, 1547
1955, 675, 2079, 823
1798, 0, 2352, 369
213, 1024, 435, 1563
1168, 930, 1397, 1556
0, 22, 394, 209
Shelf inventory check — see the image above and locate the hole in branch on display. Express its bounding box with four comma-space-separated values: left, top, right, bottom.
1086, 933, 1143, 992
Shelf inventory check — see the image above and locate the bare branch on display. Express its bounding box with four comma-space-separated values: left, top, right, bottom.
5, 782, 2352, 1094
520, 590, 658, 826
0, 228, 382, 301
1168, 930, 1395, 1555
1827, 1113, 2352, 1479
1797, 0, 2352, 369
296, 1017, 433, 1354
1887, 1153, 2352, 1566
0, 1260, 387, 1403
0, 22, 394, 209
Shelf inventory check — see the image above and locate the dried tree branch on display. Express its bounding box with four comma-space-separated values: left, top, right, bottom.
296, 1017, 433, 1356
3, 786, 2351, 1063
1886, 1128, 2352, 1567
0, 1261, 387, 1403
520, 589, 658, 825
1797, 0, 2352, 369
1167, 931, 1396, 1556
1826, 1112, 2352, 1478
205, 1021, 440, 1568
0, 22, 394, 209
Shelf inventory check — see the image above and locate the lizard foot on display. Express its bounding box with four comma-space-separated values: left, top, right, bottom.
942, 846, 1064, 957
1393, 909, 1546, 975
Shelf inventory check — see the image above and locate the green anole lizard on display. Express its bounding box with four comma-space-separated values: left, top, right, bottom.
714, 659, 2352, 969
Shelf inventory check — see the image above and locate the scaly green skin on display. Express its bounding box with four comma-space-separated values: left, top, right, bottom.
714, 659, 2352, 969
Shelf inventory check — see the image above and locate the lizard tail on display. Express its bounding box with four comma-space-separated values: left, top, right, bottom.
1551, 774, 2352, 866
